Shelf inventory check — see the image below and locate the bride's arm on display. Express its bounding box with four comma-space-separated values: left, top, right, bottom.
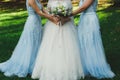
71, 0, 94, 16
28, 0, 59, 25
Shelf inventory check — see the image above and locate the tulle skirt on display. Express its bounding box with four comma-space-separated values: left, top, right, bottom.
0, 15, 42, 77
78, 12, 115, 79
32, 20, 84, 80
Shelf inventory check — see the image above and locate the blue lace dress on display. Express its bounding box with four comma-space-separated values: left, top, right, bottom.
78, 0, 115, 79
0, 0, 42, 77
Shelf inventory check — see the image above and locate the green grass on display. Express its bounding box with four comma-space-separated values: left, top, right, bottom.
0, 4, 120, 80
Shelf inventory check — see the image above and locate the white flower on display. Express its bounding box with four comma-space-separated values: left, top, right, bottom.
58, 8, 62, 13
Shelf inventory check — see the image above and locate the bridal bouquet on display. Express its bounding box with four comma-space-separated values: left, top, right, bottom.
47, 1, 72, 17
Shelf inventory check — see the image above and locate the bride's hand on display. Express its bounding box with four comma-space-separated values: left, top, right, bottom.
60, 17, 71, 25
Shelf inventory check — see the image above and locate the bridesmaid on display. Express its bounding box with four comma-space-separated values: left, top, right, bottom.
0, 0, 58, 77
70, 0, 115, 79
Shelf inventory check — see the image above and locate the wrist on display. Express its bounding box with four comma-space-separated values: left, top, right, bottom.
45, 14, 53, 21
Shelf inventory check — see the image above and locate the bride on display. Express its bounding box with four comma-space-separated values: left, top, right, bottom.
32, 0, 84, 80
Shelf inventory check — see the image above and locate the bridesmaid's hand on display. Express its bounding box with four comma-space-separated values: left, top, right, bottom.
47, 14, 60, 25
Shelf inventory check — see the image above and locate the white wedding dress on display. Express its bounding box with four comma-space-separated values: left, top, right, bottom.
32, 0, 84, 80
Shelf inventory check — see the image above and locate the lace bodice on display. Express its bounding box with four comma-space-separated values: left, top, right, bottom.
26, 0, 42, 15
79, 0, 98, 13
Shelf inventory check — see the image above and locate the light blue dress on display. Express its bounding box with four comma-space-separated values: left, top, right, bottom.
0, 0, 42, 77
78, 0, 115, 79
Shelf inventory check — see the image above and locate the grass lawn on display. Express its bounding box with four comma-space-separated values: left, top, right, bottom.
0, 2, 120, 80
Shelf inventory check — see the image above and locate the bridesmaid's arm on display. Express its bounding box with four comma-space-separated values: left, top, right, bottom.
28, 0, 47, 17
38, 0, 50, 14
71, 0, 94, 16
28, 0, 59, 25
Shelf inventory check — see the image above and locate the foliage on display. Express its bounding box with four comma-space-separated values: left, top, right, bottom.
113, 0, 120, 6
